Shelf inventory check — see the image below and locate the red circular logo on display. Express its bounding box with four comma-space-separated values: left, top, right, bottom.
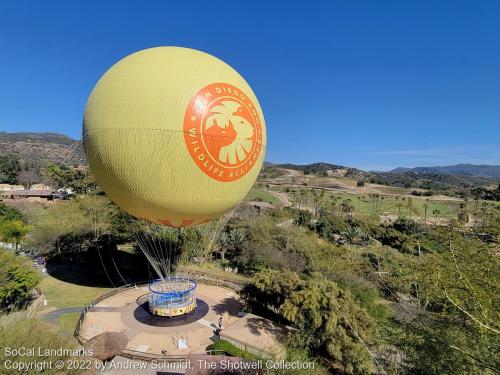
183, 83, 263, 182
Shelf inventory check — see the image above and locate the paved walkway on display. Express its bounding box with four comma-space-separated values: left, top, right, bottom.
79, 284, 288, 358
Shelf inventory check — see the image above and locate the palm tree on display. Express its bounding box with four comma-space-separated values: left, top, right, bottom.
405, 197, 419, 219
228, 228, 246, 253
341, 199, 354, 219
373, 194, 380, 213
432, 209, 441, 224
423, 198, 430, 223
216, 228, 246, 262
472, 197, 479, 223
312, 189, 321, 215
479, 202, 489, 228
395, 201, 405, 217
330, 195, 341, 217
299, 189, 308, 210
291, 190, 299, 209
216, 232, 230, 262
318, 189, 326, 213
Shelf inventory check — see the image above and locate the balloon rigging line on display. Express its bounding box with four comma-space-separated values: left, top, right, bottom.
111, 256, 128, 286
96, 246, 116, 288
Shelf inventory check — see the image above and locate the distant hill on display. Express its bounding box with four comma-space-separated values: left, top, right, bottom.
0, 132, 86, 165
265, 162, 498, 196
389, 164, 500, 179
269, 162, 369, 180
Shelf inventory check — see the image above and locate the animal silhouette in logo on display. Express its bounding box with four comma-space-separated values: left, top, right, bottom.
204, 100, 254, 165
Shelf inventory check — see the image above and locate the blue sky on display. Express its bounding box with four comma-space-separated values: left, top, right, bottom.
0, 1, 498, 170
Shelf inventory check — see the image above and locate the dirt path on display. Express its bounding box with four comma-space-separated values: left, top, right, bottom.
267, 190, 292, 207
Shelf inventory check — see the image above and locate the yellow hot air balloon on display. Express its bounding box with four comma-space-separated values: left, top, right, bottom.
83, 47, 266, 227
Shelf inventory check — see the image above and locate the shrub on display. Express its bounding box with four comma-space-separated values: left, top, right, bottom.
295, 210, 312, 226
393, 217, 422, 235
0, 250, 41, 310
209, 340, 260, 360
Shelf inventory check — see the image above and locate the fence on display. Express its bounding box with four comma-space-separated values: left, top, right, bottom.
74, 281, 148, 345
219, 333, 274, 359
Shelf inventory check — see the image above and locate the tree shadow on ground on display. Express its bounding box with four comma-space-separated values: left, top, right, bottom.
211, 296, 244, 317
45, 263, 113, 287
46, 247, 150, 287
243, 316, 290, 340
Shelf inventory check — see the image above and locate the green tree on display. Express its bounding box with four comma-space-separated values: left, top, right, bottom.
0, 155, 21, 184
0, 250, 41, 309
0, 220, 30, 250
25, 195, 113, 254
241, 270, 377, 374
398, 234, 500, 374
41, 164, 97, 194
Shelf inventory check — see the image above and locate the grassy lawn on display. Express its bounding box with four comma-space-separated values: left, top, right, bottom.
179, 263, 249, 284
325, 191, 461, 219
58, 312, 81, 335
38, 271, 110, 309
245, 188, 279, 205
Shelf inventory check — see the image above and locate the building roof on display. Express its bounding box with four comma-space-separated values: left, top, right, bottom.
1, 189, 56, 197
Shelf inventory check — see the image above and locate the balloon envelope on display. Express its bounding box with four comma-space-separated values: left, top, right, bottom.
83, 47, 266, 227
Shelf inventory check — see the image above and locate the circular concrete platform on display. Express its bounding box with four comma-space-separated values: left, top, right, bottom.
79, 284, 243, 356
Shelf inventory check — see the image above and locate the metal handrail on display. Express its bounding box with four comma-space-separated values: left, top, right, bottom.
219, 332, 273, 359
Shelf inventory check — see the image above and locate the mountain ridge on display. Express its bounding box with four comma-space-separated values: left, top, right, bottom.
1, 132, 499, 180
0, 131, 86, 165
388, 164, 500, 178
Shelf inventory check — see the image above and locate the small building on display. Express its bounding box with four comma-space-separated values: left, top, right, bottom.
30, 183, 53, 191
1, 189, 59, 203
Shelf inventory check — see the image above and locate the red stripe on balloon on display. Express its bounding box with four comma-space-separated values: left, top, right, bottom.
159, 219, 173, 226
159, 219, 194, 227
